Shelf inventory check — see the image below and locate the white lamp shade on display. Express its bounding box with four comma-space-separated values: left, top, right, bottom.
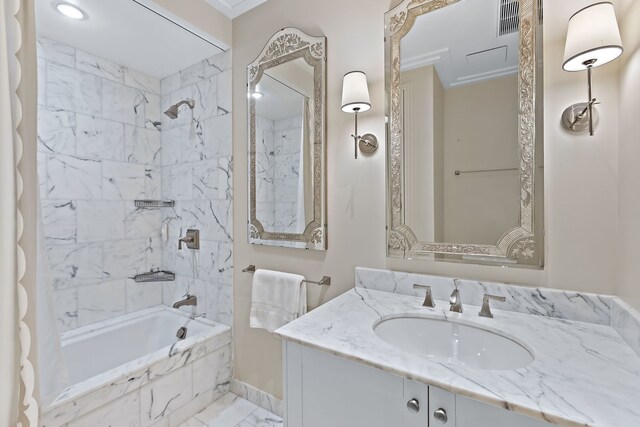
563, 2, 623, 72
341, 71, 371, 113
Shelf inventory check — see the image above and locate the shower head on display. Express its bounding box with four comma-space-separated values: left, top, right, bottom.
164, 99, 195, 119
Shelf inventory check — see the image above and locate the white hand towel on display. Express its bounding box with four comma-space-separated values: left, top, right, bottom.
250, 269, 307, 332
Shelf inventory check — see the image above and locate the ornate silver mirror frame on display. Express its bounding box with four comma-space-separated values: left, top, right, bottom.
385, 0, 543, 266
247, 28, 327, 250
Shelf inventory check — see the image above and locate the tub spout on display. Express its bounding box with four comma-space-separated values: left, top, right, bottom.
173, 294, 197, 309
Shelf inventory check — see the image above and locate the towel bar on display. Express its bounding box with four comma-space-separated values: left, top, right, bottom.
242, 265, 331, 286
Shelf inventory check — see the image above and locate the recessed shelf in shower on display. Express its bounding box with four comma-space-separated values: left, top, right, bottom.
134, 200, 176, 208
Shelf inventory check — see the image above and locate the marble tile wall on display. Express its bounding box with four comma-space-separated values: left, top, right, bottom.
42, 324, 233, 427
159, 51, 234, 327
230, 379, 283, 417
37, 36, 163, 332
355, 267, 615, 325
254, 115, 303, 234
38, 36, 234, 331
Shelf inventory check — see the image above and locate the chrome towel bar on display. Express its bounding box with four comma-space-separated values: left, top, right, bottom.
242, 265, 331, 286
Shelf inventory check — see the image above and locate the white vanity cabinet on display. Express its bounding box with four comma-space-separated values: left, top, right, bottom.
284, 342, 552, 427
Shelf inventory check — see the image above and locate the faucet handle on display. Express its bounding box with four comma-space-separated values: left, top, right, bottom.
413, 284, 435, 308
479, 294, 506, 318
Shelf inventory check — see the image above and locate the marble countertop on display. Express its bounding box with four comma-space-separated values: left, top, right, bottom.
275, 288, 640, 427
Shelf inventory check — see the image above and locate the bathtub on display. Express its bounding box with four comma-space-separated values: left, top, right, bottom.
42, 306, 232, 427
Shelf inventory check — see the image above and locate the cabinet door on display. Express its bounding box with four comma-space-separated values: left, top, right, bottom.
456, 395, 553, 427
286, 343, 428, 427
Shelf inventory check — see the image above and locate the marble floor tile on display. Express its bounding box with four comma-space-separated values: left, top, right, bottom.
236, 407, 284, 427
186, 393, 282, 427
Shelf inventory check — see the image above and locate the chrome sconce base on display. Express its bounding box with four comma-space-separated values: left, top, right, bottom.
358, 133, 378, 156
561, 101, 599, 134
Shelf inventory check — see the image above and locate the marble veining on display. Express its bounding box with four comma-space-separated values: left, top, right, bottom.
182, 393, 283, 427
42, 310, 232, 427
356, 268, 614, 325
276, 287, 640, 427
159, 49, 234, 327
231, 380, 283, 418
37, 36, 167, 332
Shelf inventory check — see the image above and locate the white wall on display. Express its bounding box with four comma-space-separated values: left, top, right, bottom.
232, 0, 624, 398
443, 75, 520, 245
617, 0, 640, 311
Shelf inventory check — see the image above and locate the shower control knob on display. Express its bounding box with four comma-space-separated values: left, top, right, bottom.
433, 408, 448, 423
406, 399, 420, 414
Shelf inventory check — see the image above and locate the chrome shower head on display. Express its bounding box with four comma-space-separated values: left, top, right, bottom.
164, 99, 195, 119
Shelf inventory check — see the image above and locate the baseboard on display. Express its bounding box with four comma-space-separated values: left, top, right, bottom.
231, 379, 284, 417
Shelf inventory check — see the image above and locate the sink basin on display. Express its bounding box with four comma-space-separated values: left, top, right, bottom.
374, 317, 533, 370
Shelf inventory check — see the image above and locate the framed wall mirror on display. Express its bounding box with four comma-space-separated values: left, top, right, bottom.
385, 0, 544, 267
248, 28, 327, 250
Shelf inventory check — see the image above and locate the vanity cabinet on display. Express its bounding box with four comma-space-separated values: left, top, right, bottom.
283, 342, 552, 427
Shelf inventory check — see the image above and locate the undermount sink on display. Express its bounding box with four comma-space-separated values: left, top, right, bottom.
374, 316, 534, 370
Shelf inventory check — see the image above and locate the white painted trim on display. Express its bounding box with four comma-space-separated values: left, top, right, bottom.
205, 0, 268, 18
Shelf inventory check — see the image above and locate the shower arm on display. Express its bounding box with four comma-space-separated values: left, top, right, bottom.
174, 100, 195, 110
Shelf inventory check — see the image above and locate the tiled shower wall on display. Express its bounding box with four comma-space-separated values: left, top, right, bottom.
37, 36, 233, 331
254, 115, 302, 234
160, 53, 234, 326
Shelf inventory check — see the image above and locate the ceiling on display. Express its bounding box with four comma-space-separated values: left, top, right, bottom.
205, 0, 269, 18
35, 0, 223, 79
400, 0, 520, 88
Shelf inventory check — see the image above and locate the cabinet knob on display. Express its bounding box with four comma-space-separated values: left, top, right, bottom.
434, 408, 448, 423
406, 398, 420, 414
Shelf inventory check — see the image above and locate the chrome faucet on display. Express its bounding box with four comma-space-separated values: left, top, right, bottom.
449, 279, 463, 313
413, 284, 435, 308
173, 294, 197, 309
178, 229, 200, 250
479, 294, 506, 318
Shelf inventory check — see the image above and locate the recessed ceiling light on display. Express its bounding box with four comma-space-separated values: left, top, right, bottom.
251, 92, 264, 99
55, 2, 86, 20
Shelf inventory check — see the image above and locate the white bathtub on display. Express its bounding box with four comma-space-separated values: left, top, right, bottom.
62, 306, 214, 385
43, 306, 232, 427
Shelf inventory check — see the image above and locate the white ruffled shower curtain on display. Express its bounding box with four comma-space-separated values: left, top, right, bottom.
0, 0, 40, 425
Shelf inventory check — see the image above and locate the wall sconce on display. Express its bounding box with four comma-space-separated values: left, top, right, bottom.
561, 2, 623, 136
341, 71, 378, 159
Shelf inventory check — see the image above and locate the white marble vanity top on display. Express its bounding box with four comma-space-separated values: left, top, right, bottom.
275, 287, 640, 427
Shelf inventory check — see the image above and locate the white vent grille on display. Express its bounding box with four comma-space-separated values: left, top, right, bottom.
499, 0, 520, 36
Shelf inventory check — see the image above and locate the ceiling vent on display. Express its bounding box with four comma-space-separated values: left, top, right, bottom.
498, 0, 520, 36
